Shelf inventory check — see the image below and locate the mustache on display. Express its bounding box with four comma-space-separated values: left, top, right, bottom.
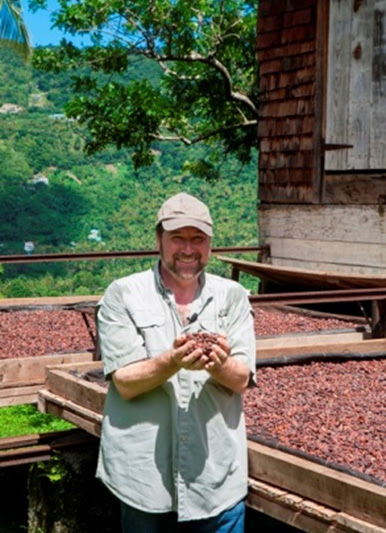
174, 253, 201, 260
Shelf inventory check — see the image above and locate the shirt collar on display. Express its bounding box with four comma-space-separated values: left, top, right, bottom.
153, 260, 208, 300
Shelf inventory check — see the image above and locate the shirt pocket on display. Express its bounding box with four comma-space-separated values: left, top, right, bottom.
129, 309, 167, 357
197, 307, 228, 334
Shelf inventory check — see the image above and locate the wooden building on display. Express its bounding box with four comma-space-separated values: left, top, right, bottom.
257, 0, 386, 278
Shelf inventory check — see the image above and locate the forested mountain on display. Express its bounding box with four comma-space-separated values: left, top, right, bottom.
0, 48, 259, 297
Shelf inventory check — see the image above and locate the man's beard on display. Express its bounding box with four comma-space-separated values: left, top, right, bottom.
160, 245, 205, 281
167, 254, 204, 280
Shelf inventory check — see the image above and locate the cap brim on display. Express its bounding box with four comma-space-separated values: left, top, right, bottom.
161, 217, 213, 237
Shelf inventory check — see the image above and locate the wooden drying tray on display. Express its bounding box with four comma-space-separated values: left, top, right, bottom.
3, 326, 385, 407
38, 359, 386, 532
0, 295, 98, 406
0, 352, 95, 407
216, 256, 386, 290
256, 329, 386, 364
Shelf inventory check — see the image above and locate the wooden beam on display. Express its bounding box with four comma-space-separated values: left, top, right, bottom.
248, 440, 386, 529
0, 353, 95, 407
0, 353, 93, 386
257, 337, 386, 360
257, 330, 368, 349
45, 363, 106, 414
0, 295, 99, 310
0, 385, 42, 407
38, 389, 102, 438
248, 478, 386, 533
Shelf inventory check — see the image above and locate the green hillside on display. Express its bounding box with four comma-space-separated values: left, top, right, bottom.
0, 48, 259, 297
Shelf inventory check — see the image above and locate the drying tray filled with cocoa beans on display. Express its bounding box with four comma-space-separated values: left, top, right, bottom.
248, 306, 386, 489
2, 299, 385, 530
245, 307, 385, 531
37, 306, 386, 531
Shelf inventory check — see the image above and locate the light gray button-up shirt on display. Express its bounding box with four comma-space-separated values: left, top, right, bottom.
96, 263, 256, 521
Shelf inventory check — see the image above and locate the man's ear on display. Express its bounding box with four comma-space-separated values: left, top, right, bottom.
155, 232, 161, 252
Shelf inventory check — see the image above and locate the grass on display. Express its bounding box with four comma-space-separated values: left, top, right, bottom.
0, 405, 74, 533
0, 404, 74, 438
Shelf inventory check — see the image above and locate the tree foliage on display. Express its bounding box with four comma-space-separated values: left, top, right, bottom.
0, 46, 259, 297
30, 0, 259, 179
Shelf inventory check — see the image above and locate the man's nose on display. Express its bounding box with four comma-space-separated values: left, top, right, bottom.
181, 240, 194, 253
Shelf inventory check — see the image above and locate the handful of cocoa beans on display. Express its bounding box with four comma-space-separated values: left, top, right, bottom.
185, 331, 219, 357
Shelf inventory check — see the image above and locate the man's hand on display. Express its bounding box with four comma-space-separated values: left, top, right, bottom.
171, 335, 211, 370
171, 333, 231, 371
170, 332, 250, 394
204, 333, 230, 370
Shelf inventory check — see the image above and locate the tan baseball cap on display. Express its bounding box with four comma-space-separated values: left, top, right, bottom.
156, 192, 213, 236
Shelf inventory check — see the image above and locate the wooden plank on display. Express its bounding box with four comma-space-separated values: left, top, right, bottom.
259, 114, 315, 136
371, 2, 386, 168
45, 360, 102, 373
266, 237, 386, 270
0, 295, 99, 310
324, 174, 386, 204
0, 388, 41, 407
0, 354, 95, 407
0, 380, 41, 391
248, 478, 386, 533
325, 0, 352, 170
0, 384, 41, 398
347, 0, 374, 170
248, 440, 386, 529
257, 337, 386, 361
0, 352, 94, 385
311, 0, 328, 205
258, 331, 367, 350
258, 203, 386, 273
259, 204, 386, 244
335, 513, 386, 533
268, 257, 386, 277
326, 1, 386, 171
218, 256, 386, 289
38, 390, 102, 438
45, 363, 106, 414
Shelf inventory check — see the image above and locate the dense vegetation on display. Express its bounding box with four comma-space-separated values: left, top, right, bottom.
0, 404, 73, 437
0, 47, 259, 297
31, 0, 258, 178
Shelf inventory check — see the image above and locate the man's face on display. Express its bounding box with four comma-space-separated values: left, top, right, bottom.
157, 226, 211, 283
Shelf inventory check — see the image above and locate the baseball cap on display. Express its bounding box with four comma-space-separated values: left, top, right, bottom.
156, 192, 213, 236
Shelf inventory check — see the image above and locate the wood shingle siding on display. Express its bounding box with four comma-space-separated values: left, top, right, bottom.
257, 1, 324, 203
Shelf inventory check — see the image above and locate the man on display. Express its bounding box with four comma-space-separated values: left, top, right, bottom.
96, 192, 256, 532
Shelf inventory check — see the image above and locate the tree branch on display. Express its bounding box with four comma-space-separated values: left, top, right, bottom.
151, 119, 258, 145
144, 50, 258, 118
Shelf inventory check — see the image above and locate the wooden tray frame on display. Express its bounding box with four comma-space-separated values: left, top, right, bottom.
38, 361, 386, 532
0, 352, 94, 406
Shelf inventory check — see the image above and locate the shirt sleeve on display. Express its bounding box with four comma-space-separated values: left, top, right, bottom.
96, 280, 148, 377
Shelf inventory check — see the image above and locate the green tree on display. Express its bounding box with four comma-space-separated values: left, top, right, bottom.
0, 0, 31, 60
0, 141, 31, 182
31, 0, 258, 179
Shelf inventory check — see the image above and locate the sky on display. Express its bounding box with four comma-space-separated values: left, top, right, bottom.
20, 0, 90, 47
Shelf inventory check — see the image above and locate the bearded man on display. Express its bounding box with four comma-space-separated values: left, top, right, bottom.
96, 192, 256, 533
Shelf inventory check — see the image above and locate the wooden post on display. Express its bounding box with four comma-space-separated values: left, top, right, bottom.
371, 299, 386, 338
